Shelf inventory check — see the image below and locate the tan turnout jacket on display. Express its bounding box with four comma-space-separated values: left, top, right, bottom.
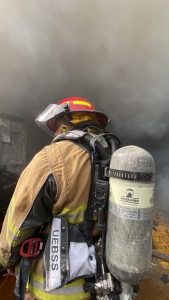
0, 140, 92, 300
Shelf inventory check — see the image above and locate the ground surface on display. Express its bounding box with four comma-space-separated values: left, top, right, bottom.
0, 275, 15, 300
136, 209, 169, 300
136, 261, 169, 300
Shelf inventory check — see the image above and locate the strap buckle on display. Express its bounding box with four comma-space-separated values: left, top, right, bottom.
20, 237, 43, 258
104, 167, 110, 177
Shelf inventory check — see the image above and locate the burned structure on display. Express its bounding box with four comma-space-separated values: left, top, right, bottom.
0, 114, 26, 174
0, 114, 26, 225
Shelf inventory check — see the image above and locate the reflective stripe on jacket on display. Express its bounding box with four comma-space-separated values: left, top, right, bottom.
0, 140, 92, 299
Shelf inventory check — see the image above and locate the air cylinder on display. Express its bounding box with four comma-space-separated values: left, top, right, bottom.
106, 145, 155, 284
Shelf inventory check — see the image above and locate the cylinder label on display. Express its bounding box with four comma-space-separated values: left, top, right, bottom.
109, 202, 153, 220
109, 178, 154, 209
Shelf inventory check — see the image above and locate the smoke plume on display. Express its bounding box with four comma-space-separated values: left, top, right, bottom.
0, 0, 168, 209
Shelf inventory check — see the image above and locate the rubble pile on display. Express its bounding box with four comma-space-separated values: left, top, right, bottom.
136, 209, 169, 300
153, 210, 169, 264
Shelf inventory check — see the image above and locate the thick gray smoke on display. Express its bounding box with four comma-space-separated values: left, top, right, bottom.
0, 0, 169, 209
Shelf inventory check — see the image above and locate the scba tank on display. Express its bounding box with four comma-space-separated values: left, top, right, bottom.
106, 145, 155, 284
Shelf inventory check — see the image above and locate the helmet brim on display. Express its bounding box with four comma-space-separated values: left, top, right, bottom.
35, 104, 109, 135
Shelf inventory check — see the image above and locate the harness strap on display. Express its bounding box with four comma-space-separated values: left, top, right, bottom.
17, 234, 47, 300
17, 257, 33, 300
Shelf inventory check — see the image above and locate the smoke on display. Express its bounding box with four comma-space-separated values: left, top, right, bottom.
0, 0, 169, 209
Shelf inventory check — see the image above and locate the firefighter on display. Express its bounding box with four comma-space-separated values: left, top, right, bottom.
0, 97, 110, 300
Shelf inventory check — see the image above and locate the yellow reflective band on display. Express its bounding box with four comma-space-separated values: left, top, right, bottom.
31, 274, 44, 284
71, 203, 87, 215
58, 203, 87, 224
6, 219, 34, 247
26, 281, 29, 290
64, 278, 85, 288
6, 210, 11, 244
11, 239, 23, 248
58, 207, 70, 215
59, 203, 87, 217
66, 215, 84, 224
73, 100, 92, 107
29, 285, 91, 300
9, 222, 31, 237
30, 275, 85, 287
5, 195, 15, 244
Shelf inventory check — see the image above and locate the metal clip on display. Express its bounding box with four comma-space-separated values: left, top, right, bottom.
104, 167, 110, 178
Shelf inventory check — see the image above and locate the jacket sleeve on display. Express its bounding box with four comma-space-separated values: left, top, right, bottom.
0, 147, 57, 268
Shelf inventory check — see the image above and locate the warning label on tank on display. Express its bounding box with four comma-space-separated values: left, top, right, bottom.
109, 178, 154, 208
110, 202, 153, 220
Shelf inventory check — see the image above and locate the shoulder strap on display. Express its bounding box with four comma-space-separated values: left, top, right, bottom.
53, 129, 120, 228
53, 130, 120, 156
52, 130, 87, 142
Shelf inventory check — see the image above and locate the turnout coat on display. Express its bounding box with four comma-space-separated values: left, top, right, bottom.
0, 139, 92, 300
